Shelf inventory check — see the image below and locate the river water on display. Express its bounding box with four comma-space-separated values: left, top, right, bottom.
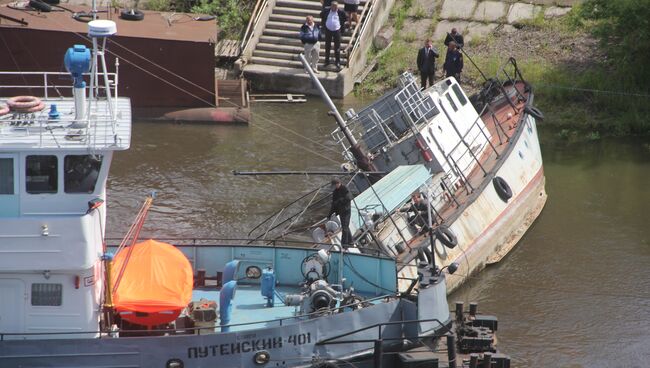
107, 100, 650, 367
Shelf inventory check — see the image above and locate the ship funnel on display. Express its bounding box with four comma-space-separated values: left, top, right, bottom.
64, 45, 91, 121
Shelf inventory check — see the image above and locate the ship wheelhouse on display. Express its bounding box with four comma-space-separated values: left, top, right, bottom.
0, 20, 131, 339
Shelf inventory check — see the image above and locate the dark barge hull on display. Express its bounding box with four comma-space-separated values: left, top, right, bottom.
0, 6, 248, 122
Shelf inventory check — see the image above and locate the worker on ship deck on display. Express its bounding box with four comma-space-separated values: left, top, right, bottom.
400, 192, 431, 235
328, 177, 353, 246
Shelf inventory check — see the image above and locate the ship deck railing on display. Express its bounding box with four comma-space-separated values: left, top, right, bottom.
0, 70, 130, 150
0, 71, 118, 100
0, 292, 399, 340
332, 73, 441, 161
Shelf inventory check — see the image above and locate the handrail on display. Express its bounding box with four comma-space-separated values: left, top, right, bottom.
345, 0, 375, 64
240, 0, 270, 57
0, 294, 397, 340
0, 71, 118, 100
317, 317, 451, 345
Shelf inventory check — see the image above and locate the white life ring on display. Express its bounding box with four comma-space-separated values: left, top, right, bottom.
0, 104, 10, 116
7, 96, 45, 113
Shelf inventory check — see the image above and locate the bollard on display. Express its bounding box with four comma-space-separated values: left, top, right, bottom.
455, 301, 464, 322
482, 352, 492, 368
469, 354, 479, 368
196, 269, 206, 287
447, 334, 457, 368
469, 302, 478, 317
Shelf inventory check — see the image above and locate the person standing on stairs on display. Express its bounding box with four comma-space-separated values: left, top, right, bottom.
320, 1, 347, 72
343, 0, 360, 29
300, 15, 321, 74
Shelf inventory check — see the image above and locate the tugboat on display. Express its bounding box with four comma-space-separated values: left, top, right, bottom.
246, 54, 547, 294
0, 19, 508, 368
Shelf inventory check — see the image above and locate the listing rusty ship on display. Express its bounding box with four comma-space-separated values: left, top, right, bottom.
247, 54, 547, 293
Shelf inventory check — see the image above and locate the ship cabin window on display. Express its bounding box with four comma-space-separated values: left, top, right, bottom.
31, 283, 63, 306
0, 158, 14, 194
26, 155, 58, 194
452, 84, 468, 106
65, 155, 103, 194
445, 93, 458, 112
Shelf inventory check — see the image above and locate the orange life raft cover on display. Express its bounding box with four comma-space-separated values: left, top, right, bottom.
111, 239, 193, 326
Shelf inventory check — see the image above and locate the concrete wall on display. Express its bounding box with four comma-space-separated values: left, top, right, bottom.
345, 0, 397, 94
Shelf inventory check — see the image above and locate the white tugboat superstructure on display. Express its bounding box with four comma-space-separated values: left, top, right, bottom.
0, 19, 131, 339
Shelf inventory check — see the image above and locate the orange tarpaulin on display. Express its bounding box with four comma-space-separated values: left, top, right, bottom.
111, 239, 193, 326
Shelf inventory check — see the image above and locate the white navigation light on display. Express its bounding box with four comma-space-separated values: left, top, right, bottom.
88, 20, 117, 37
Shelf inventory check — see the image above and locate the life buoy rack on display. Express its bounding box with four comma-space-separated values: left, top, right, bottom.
120, 9, 144, 21
6, 96, 45, 113
493, 176, 513, 202
524, 105, 544, 121
435, 225, 458, 249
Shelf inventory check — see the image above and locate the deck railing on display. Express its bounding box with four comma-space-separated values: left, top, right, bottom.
0, 71, 118, 100
0, 71, 124, 149
240, 0, 272, 58
345, 0, 376, 64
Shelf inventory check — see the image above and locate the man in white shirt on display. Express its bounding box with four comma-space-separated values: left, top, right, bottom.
320, 1, 347, 71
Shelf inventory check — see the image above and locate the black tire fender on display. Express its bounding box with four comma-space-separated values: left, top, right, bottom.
435, 225, 458, 249
120, 9, 144, 21
29, 0, 52, 12
493, 176, 513, 202
434, 239, 448, 259
524, 105, 544, 121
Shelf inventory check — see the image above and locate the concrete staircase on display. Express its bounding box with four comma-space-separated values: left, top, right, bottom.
240, 0, 394, 98
251, 0, 368, 69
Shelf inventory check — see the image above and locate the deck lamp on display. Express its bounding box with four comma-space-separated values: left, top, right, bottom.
439, 262, 459, 275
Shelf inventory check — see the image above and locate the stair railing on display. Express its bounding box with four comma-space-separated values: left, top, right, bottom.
345, 0, 376, 64
240, 0, 271, 58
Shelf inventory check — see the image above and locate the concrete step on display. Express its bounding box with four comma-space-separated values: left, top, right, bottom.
275, 0, 325, 11
275, 0, 368, 10
267, 20, 304, 32
253, 49, 348, 62
274, 6, 321, 17
251, 56, 348, 69
263, 28, 353, 42
256, 42, 351, 56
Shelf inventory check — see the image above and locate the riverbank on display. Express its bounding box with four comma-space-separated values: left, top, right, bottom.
356, 1, 650, 137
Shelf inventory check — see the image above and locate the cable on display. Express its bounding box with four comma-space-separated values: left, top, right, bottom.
38, 17, 344, 160
342, 254, 395, 294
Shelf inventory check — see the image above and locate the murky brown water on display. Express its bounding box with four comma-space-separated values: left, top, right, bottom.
107, 101, 650, 367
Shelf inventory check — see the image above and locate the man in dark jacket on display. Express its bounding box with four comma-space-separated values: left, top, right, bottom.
443, 41, 463, 82
328, 177, 353, 246
416, 39, 439, 89
320, 1, 347, 71
300, 15, 321, 73
444, 28, 464, 49
399, 192, 430, 235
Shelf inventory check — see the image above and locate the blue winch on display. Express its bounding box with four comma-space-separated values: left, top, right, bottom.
260, 267, 276, 307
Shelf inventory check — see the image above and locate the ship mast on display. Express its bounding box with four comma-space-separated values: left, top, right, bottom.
298, 54, 379, 181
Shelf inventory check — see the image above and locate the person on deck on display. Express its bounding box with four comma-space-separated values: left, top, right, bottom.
416, 39, 439, 89
443, 41, 463, 82
320, 1, 347, 71
444, 28, 464, 49
300, 15, 321, 74
399, 192, 430, 235
328, 177, 353, 246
